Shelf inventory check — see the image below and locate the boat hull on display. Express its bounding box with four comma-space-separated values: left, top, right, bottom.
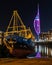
4, 35, 35, 58
10, 49, 34, 58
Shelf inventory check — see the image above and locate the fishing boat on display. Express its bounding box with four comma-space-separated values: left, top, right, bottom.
3, 10, 35, 58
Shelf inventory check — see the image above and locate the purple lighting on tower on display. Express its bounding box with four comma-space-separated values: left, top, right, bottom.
35, 52, 41, 58
34, 4, 40, 35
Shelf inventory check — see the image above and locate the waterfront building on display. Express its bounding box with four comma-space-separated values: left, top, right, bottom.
0, 31, 4, 45
35, 30, 52, 57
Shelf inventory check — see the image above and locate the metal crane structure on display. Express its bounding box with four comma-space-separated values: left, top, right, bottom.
4, 10, 35, 40
3, 10, 35, 55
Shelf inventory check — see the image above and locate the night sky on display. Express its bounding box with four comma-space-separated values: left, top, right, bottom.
0, 0, 52, 36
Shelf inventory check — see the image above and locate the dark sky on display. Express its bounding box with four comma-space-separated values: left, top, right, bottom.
0, 0, 52, 35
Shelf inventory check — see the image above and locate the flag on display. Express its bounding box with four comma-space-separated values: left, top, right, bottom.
34, 5, 40, 35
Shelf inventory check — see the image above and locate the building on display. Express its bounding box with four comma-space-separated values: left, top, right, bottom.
34, 29, 52, 57
0, 31, 4, 45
